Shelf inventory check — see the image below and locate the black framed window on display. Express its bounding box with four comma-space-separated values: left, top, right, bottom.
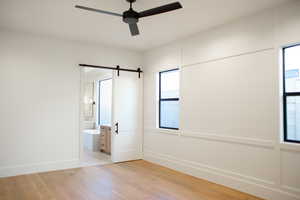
159, 69, 179, 130
283, 44, 300, 143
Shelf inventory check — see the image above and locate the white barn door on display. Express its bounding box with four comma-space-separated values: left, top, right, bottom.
111, 70, 143, 162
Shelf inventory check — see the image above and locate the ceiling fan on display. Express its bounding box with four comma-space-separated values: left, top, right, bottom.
75, 0, 183, 36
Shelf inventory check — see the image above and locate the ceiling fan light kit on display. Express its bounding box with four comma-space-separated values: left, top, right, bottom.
75, 0, 183, 36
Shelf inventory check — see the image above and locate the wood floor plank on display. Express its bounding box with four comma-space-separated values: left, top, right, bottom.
0, 160, 264, 200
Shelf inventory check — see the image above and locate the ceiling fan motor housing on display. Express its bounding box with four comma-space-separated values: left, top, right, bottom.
123, 9, 139, 24
126, 0, 136, 3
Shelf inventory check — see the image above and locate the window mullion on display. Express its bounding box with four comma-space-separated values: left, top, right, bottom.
284, 92, 300, 96
160, 98, 179, 101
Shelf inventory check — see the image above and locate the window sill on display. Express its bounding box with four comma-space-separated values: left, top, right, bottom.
156, 128, 180, 136
279, 142, 300, 152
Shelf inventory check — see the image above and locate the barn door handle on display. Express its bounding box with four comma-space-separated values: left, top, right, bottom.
115, 122, 119, 134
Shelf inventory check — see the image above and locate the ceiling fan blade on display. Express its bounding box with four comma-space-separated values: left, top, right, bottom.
139, 2, 182, 18
129, 23, 140, 36
75, 5, 122, 17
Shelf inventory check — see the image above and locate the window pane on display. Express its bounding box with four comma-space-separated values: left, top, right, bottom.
160, 101, 179, 129
160, 70, 179, 98
99, 79, 112, 126
285, 45, 300, 92
286, 96, 300, 141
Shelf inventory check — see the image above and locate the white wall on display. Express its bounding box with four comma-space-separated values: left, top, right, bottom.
143, 1, 300, 200
0, 30, 141, 177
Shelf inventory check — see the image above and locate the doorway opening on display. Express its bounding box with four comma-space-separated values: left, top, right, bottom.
80, 64, 143, 165
80, 67, 112, 166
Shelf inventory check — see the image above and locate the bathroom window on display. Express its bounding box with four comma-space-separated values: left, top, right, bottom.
98, 79, 112, 126
159, 69, 179, 130
283, 44, 300, 143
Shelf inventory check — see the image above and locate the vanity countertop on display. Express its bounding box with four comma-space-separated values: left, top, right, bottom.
83, 129, 100, 135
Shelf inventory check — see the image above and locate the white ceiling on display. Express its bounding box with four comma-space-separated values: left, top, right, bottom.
0, 0, 291, 51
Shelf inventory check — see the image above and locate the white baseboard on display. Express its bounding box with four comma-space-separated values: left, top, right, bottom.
0, 159, 80, 178
144, 150, 300, 200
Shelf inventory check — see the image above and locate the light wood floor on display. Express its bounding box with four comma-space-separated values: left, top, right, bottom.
0, 160, 264, 200
81, 148, 111, 166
